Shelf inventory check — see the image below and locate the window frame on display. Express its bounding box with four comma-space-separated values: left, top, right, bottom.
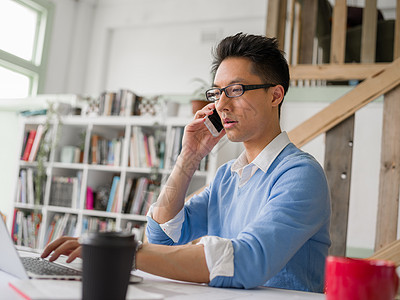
0, 0, 54, 96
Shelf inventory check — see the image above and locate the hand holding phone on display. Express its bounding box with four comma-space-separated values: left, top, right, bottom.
204, 109, 223, 137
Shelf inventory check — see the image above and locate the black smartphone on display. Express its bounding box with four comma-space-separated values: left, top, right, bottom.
204, 109, 223, 137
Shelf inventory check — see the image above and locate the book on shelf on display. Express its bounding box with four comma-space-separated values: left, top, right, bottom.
20, 131, 30, 159
106, 176, 120, 212
86, 186, 94, 210
137, 128, 146, 167
106, 140, 115, 166
122, 177, 134, 213
148, 135, 159, 167
114, 139, 122, 167
44, 213, 77, 246
111, 92, 121, 116
99, 138, 108, 165
122, 177, 160, 215
111, 180, 122, 213
12, 209, 42, 249
91, 134, 124, 166
129, 127, 163, 168
97, 89, 140, 117
104, 92, 114, 116
49, 174, 81, 208
129, 128, 140, 167
124, 222, 145, 241
143, 134, 152, 167
122, 178, 137, 213
44, 214, 58, 246
159, 140, 165, 169
19, 170, 27, 204
82, 217, 116, 233
26, 168, 35, 205
28, 124, 45, 162
76, 171, 83, 209
17, 168, 47, 205
15, 178, 21, 206
21, 130, 37, 161
120, 89, 135, 116
130, 177, 148, 214
164, 127, 184, 169
91, 134, 100, 164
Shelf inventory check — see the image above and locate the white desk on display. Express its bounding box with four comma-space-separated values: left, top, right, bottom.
0, 270, 325, 300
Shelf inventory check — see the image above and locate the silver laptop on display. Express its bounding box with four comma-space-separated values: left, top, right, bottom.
0, 217, 82, 280
0, 218, 142, 283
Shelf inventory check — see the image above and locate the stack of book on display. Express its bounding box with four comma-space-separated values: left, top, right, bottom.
98, 89, 141, 116
44, 213, 77, 246
16, 168, 45, 205
122, 177, 160, 215
20, 125, 52, 162
82, 217, 116, 233
12, 209, 42, 248
129, 127, 165, 168
49, 172, 82, 209
90, 134, 124, 166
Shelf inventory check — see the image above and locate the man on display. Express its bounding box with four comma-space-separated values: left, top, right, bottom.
42, 33, 330, 292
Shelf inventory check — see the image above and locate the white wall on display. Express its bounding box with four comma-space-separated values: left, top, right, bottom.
44, 0, 95, 94
83, 0, 268, 96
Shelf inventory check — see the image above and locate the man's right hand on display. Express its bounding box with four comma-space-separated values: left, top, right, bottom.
41, 236, 81, 263
181, 103, 225, 162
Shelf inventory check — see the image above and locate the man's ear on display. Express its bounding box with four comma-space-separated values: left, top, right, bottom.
270, 85, 284, 107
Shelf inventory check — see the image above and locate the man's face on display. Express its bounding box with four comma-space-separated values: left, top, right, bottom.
214, 57, 282, 148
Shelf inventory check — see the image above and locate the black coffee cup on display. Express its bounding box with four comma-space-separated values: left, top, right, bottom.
80, 231, 137, 300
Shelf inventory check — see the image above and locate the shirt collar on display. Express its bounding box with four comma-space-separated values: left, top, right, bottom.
231, 131, 291, 176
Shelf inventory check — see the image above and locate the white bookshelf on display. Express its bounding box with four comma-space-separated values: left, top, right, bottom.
12, 114, 218, 250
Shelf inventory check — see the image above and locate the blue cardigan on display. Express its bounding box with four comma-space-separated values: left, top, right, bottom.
147, 143, 331, 292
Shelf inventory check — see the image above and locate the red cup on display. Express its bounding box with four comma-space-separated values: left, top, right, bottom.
325, 256, 399, 300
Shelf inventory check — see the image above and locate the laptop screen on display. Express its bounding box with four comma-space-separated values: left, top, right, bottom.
0, 218, 29, 279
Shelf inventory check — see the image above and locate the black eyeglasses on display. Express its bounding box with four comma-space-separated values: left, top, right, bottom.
205, 83, 276, 102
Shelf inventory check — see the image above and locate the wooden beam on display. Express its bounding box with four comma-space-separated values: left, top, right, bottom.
330, 0, 347, 63
291, 1, 302, 65
361, 0, 377, 63
299, 0, 318, 64
277, 0, 287, 51
370, 239, 400, 266
325, 115, 355, 257
375, 85, 400, 251
395, 0, 400, 59
266, 0, 287, 50
288, 58, 400, 148
266, 0, 280, 38
287, 0, 296, 65
290, 63, 389, 80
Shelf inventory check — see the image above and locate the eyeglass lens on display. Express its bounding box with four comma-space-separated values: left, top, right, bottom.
206, 84, 244, 101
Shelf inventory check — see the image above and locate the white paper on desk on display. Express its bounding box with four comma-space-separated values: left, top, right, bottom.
9, 280, 163, 300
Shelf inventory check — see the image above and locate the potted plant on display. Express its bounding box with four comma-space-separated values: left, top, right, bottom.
34, 103, 62, 206
190, 78, 211, 115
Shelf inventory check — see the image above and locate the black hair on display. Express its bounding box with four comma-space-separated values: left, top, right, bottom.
211, 33, 290, 114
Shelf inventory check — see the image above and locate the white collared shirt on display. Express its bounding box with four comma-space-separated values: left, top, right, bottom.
231, 131, 291, 187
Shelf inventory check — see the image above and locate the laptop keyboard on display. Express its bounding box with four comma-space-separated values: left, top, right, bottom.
21, 257, 82, 276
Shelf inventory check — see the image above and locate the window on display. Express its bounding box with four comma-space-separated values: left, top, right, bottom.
0, 0, 54, 98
